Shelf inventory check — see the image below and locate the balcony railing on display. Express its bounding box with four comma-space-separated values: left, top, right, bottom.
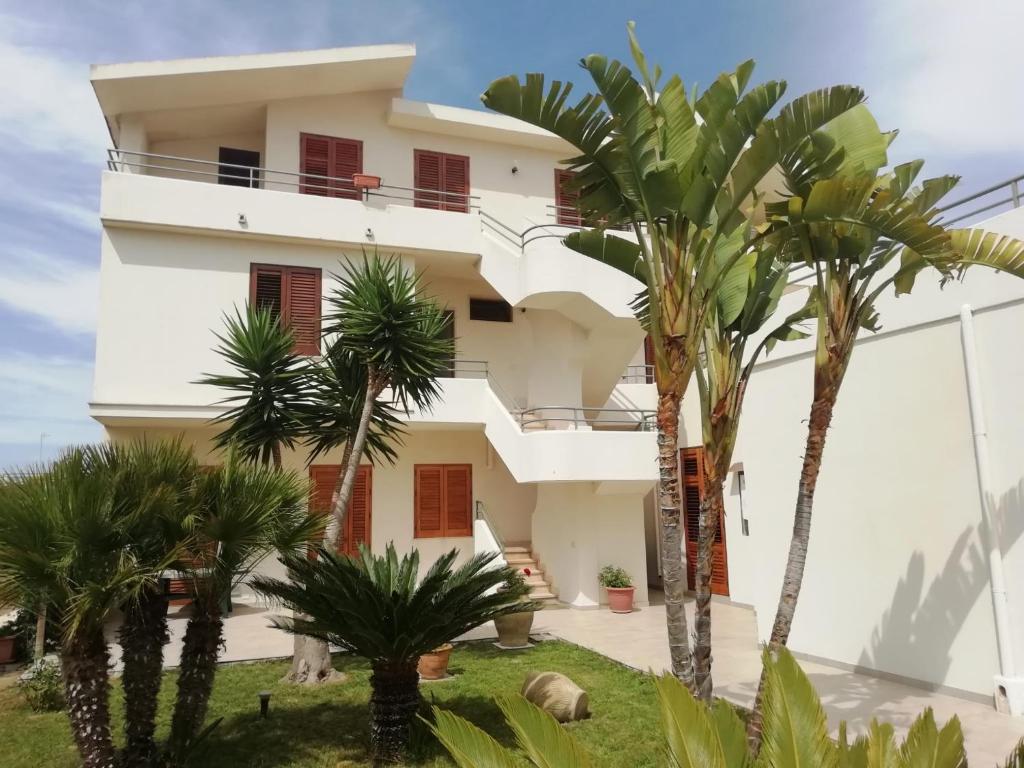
620, 364, 654, 384
106, 149, 480, 211
936, 173, 1024, 226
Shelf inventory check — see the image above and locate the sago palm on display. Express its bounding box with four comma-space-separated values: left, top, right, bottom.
198, 305, 312, 468
0, 450, 161, 768
746, 108, 1024, 746
167, 453, 317, 761
482, 21, 867, 685
431, 644, 995, 768
319, 253, 453, 553
690, 241, 813, 701
253, 545, 531, 764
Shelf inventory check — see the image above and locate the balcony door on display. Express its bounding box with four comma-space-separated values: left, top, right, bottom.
414, 150, 470, 212
300, 133, 362, 199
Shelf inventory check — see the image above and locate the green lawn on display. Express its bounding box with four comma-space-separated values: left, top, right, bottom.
0, 640, 661, 767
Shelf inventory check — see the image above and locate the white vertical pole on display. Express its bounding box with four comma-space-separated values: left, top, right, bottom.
960, 304, 1016, 678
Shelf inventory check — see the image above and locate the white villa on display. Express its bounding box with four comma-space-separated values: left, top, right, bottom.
88, 44, 1024, 714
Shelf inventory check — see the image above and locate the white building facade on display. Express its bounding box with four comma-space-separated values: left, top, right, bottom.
89, 45, 1024, 709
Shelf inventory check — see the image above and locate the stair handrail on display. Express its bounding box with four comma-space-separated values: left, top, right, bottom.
474, 500, 506, 554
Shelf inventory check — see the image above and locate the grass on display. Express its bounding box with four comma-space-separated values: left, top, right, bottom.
0, 640, 661, 767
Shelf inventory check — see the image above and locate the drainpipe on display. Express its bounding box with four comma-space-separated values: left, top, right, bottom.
960, 304, 1024, 714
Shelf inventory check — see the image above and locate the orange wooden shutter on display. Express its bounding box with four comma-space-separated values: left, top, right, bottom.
679, 447, 729, 596
414, 465, 444, 537
300, 134, 331, 195
286, 267, 321, 356
309, 465, 372, 557
250, 265, 284, 319
555, 169, 582, 226
644, 335, 655, 384
442, 153, 470, 213
443, 464, 472, 536
330, 138, 362, 200
414, 150, 442, 210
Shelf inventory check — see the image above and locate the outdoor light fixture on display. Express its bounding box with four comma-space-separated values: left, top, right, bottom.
258, 690, 272, 718
365, 227, 375, 241
511, 165, 519, 175
237, 213, 248, 227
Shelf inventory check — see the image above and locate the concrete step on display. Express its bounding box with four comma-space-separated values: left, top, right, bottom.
505, 553, 537, 567
529, 588, 557, 601
523, 574, 547, 587
503, 545, 531, 555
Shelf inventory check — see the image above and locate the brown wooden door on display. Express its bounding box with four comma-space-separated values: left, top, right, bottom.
309, 464, 372, 556
680, 447, 729, 596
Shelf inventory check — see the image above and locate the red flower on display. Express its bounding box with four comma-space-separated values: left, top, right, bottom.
522, 568, 531, 576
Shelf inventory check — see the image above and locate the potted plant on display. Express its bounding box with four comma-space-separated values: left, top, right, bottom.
599, 565, 635, 613
417, 643, 454, 680
493, 569, 537, 649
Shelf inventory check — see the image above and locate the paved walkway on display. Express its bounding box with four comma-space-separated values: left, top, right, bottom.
121, 595, 1023, 765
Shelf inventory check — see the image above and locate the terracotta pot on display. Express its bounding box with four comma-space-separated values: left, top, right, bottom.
417, 643, 453, 680
605, 586, 635, 614
0, 635, 16, 664
494, 609, 535, 648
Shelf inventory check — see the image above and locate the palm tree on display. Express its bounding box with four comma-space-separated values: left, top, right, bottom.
253, 544, 530, 764
318, 254, 453, 551
745, 108, 1024, 746
431, 645, 980, 768
198, 305, 312, 469
482, 21, 866, 686
0, 450, 159, 768
98, 439, 198, 768
167, 453, 318, 761
690, 243, 813, 701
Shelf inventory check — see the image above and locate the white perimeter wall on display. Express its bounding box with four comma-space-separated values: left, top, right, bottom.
716, 207, 1024, 697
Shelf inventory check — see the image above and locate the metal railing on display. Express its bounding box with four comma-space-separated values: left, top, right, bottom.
106, 149, 481, 212
620, 364, 654, 384
474, 500, 505, 552
519, 405, 656, 432
936, 173, 1024, 226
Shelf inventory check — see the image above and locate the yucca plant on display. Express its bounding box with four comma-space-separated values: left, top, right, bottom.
198, 305, 313, 469
482, 21, 867, 686
253, 545, 532, 763
166, 453, 318, 762
431, 644, 1010, 768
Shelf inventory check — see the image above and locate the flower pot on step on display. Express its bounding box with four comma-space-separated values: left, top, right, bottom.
605, 586, 635, 614
417, 643, 453, 680
494, 609, 535, 648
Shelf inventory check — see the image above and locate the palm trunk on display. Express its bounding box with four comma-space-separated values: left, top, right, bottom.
33, 603, 46, 660
168, 604, 224, 758
324, 372, 383, 551
61, 629, 117, 768
368, 659, 421, 765
747, 390, 837, 749
692, 461, 724, 702
657, 389, 695, 688
119, 587, 170, 767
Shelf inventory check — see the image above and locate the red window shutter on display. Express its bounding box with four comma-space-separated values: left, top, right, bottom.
443, 464, 472, 536
414, 150, 442, 210
414, 465, 444, 537
286, 267, 321, 356
555, 169, 582, 226
680, 447, 704, 591
309, 465, 372, 557
300, 134, 331, 196
250, 265, 284, 319
442, 153, 470, 213
331, 138, 363, 200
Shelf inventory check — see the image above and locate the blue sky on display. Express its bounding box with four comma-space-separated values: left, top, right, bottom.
1, 0, 1021, 469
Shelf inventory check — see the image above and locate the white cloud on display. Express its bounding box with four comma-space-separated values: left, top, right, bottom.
865, 0, 1024, 158
0, 249, 99, 335
0, 18, 108, 162
0, 353, 99, 450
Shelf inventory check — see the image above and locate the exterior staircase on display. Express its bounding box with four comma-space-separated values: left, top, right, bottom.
503, 545, 560, 608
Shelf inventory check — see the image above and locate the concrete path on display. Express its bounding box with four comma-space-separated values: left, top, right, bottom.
127, 595, 1024, 765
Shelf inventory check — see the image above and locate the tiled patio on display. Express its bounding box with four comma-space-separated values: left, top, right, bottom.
112, 594, 1024, 765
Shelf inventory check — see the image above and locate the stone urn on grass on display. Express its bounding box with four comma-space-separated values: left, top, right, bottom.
494, 569, 538, 649
599, 565, 635, 613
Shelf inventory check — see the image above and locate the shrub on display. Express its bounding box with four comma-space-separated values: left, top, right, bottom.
500, 568, 532, 601
18, 657, 65, 712
598, 565, 632, 589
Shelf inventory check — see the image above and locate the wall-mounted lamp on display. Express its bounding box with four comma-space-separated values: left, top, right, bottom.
729, 462, 749, 536
365, 227, 375, 242
237, 213, 248, 228
511, 162, 519, 175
